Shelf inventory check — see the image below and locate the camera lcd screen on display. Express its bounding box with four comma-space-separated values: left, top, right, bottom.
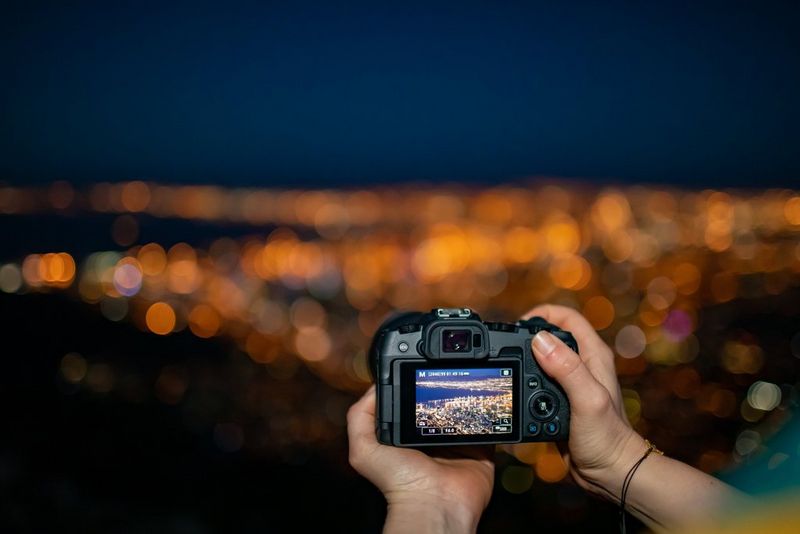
415, 367, 513, 436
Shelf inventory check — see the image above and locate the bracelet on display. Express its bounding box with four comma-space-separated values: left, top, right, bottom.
619, 439, 663, 534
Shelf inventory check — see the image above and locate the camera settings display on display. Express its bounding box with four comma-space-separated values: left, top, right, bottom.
415, 367, 513, 436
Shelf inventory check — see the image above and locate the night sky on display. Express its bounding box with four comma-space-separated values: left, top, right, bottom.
2, 1, 799, 187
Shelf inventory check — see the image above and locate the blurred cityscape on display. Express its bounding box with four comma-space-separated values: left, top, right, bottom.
1, 180, 799, 532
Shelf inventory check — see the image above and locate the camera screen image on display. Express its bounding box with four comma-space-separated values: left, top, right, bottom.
415, 368, 513, 436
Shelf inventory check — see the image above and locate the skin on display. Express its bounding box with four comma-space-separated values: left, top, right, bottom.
347, 386, 494, 532
348, 304, 746, 533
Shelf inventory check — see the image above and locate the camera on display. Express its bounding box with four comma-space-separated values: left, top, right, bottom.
369, 308, 577, 446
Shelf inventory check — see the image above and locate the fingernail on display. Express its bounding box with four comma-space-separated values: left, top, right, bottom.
532, 330, 557, 355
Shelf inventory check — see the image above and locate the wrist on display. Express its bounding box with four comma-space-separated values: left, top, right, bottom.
385, 492, 482, 534
583, 429, 650, 503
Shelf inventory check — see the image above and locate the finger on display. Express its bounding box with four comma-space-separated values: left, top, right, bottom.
522, 304, 608, 356
524, 304, 621, 401
353, 384, 377, 417
346, 385, 379, 461
557, 448, 578, 485
436, 445, 496, 464
523, 304, 624, 416
468, 445, 496, 464
531, 330, 612, 417
347, 385, 376, 440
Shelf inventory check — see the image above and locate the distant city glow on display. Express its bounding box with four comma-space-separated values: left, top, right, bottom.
3, 180, 800, 482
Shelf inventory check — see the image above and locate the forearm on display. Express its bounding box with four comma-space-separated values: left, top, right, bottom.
624, 454, 744, 532
596, 435, 748, 532
384, 498, 480, 534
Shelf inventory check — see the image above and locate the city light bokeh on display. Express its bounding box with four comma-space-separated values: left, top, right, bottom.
2, 179, 799, 512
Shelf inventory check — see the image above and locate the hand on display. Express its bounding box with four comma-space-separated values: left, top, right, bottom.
523, 305, 746, 531
522, 304, 648, 502
347, 386, 495, 533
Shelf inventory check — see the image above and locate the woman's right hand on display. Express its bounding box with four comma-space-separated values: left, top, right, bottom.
522, 304, 648, 502
523, 305, 746, 532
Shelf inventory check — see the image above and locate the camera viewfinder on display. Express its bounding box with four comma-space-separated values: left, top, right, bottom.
442, 329, 471, 352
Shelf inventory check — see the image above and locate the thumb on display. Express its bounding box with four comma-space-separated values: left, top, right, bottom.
531, 330, 610, 416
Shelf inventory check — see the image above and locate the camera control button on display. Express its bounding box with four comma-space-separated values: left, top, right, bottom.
398, 341, 409, 352
527, 422, 541, 435
527, 375, 540, 389
399, 324, 421, 334
486, 322, 516, 332
519, 317, 549, 332
544, 421, 560, 436
529, 392, 558, 420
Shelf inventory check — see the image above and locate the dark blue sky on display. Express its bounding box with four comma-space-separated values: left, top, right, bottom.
2, 1, 799, 187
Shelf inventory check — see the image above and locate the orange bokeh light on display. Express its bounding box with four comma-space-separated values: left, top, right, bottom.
583, 296, 615, 330
121, 181, 151, 212
535, 445, 568, 483
544, 218, 581, 255
673, 262, 701, 295
503, 226, 540, 264
188, 304, 221, 338
137, 243, 168, 276
549, 254, 591, 289
784, 196, 800, 225
146, 302, 176, 335
591, 191, 631, 232
24, 252, 76, 286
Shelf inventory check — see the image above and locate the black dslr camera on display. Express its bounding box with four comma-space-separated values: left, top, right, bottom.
370, 308, 578, 447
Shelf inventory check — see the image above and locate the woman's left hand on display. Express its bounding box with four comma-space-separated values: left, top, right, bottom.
347, 386, 495, 534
